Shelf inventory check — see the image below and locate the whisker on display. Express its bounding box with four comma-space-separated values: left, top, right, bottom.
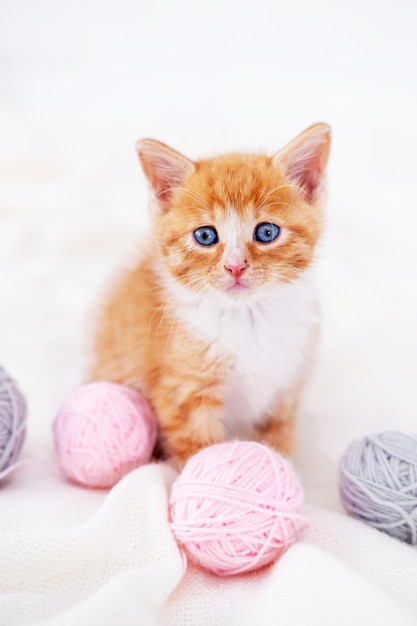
259, 200, 303, 213
165, 186, 212, 212
257, 183, 304, 211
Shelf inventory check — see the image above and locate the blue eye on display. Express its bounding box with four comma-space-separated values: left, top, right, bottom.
193, 226, 219, 246
254, 222, 280, 244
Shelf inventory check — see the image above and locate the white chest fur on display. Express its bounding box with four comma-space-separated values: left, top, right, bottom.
167, 271, 319, 437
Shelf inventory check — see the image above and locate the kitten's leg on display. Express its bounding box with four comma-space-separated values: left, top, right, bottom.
152, 383, 226, 465
255, 391, 299, 456
258, 327, 318, 456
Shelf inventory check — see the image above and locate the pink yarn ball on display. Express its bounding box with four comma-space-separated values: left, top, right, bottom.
169, 441, 307, 576
53, 382, 157, 488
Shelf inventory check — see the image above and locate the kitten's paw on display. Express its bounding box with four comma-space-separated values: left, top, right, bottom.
167, 436, 224, 466
256, 417, 296, 457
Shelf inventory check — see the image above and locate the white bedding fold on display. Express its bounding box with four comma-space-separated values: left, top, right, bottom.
1, 464, 416, 625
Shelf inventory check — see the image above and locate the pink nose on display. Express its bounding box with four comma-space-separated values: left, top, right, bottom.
224, 260, 248, 279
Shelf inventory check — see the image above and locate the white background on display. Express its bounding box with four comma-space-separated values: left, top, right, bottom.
1, 0, 417, 508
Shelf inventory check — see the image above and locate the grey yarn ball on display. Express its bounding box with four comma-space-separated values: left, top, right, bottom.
0, 367, 27, 477
340, 431, 417, 544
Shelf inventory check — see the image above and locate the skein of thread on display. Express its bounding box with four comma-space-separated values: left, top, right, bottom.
340, 431, 417, 544
53, 382, 157, 488
169, 441, 307, 576
0, 367, 27, 481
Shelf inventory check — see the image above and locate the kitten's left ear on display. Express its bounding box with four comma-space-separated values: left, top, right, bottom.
272, 123, 331, 203
136, 139, 195, 212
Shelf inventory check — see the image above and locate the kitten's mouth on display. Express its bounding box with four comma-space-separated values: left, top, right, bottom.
226, 280, 250, 294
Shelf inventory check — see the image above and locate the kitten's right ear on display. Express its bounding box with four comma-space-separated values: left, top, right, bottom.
136, 139, 195, 212
272, 123, 331, 204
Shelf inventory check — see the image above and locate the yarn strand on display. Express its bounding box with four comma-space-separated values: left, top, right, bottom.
53, 382, 157, 488
170, 441, 307, 576
340, 431, 417, 544
0, 367, 27, 481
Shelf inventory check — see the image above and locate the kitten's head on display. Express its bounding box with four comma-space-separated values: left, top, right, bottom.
136, 123, 331, 300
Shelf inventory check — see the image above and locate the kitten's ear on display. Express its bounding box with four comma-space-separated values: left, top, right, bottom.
136, 139, 195, 211
272, 123, 331, 203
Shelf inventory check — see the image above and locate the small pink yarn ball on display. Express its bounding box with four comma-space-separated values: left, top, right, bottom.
169, 441, 307, 576
53, 382, 157, 488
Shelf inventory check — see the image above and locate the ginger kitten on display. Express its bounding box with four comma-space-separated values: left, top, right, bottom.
90, 123, 331, 463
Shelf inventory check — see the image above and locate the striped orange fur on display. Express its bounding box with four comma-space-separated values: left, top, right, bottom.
90, 123, 331, 463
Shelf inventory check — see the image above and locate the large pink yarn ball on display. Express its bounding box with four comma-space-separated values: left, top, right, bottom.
169, 441, 307, 576
53, 382, 157, 488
